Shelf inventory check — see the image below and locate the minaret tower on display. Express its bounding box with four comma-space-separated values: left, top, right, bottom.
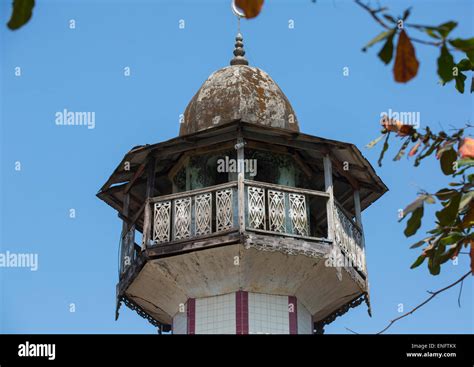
97, 10, 387, 334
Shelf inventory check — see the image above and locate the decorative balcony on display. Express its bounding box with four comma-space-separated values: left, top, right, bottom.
118, 180, 367, 280
333, 202, 366, 274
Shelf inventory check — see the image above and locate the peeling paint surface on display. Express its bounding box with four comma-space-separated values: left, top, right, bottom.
181, 65, 300, 135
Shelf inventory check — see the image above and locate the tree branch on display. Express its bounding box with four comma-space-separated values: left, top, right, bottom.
354, 0, 390, 29
409, 37, 442, 47
376, 271, 472, 334
354, 1, 451, 49
457, 277, 464, 308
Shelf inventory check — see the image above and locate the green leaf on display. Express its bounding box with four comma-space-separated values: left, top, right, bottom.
454, 158, 474, 175
383, 14, 397, 24
455, 59, 474, 93
425, 28, 441, 39
378, 132, 390, 167
455, 71, 467, 93
449, 38, 474, 51
459, 191, 474, 212
410, 255, 426, 269
440, 148, 457, 175
410, 240, 425, 249
415, 140, 441, 166
439, 245, 460, 264
468, 51, 474, 64
427, 227, 443, 235
429, 244, 446, 275
378, 32, 396, 65
457, 58, 473, 71
435, 188, 457, 201
404, 206, 424, 237
449, 38, 474, 62
435, 193, 461, 226
410, 236, 434, 249
436, 21, 458, 38
362, 30, 395, 52
7, 0, 35, 30
439, 232, 464, 246
457, 158, 474, 167
428, 255, 441, 275
453, 165, 471, 177
437, 45, 456, 83
402, 8, 411, 21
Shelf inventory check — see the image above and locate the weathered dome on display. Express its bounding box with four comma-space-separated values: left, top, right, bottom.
180, 64, 299, 136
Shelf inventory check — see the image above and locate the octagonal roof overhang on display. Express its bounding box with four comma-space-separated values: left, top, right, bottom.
97, 120, 388, 226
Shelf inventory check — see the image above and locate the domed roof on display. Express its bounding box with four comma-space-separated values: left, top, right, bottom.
179, 35, 299, 136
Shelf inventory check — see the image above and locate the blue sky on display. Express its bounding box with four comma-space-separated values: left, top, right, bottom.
0, 0, 472, 334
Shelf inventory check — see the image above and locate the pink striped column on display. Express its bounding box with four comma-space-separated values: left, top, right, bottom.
236, 291, 249, 334
187, 298, 196, 335
288, 296, 298, 334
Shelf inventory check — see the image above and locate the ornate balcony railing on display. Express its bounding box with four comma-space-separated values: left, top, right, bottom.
118, 181, 367, 278
149, 182, 238, 246
244, 180, 330, 241
333, 202, 366, 274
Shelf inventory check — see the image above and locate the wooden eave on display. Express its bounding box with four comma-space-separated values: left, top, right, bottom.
97, 120, 388, 220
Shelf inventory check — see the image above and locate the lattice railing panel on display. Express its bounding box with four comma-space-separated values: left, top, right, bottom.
174, 197, 192, 240
268, 190, 285, 233
216, 189, 233, 232
195, 193, 212, 236
289, 193, 308, 236
248, 186, 266, 230
153, 201, 171, 244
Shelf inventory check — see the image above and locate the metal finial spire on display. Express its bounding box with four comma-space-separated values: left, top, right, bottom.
230, 33, 249, 66
230, 1, 248, 66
